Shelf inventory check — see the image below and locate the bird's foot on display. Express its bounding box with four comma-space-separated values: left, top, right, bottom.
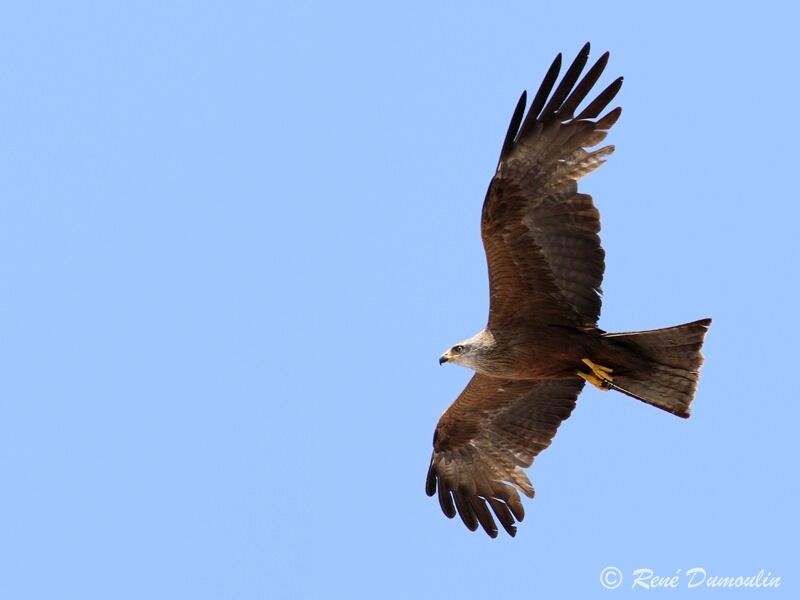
577, 358, 614, 391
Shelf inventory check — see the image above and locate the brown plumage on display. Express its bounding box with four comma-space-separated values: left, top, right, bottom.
426, 43, 711, 538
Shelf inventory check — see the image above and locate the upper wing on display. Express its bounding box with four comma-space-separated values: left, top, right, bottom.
482, 43, 622, 329
425, 374, 584, 537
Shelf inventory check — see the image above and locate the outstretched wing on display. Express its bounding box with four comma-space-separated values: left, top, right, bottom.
482, 43, 622, 329
425, 375, 584, 537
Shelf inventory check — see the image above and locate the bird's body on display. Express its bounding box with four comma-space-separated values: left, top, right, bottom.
445, 326, 598, 380
426, 44, 711, 538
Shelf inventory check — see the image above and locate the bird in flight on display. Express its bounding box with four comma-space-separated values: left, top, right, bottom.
426, 43, 711, 538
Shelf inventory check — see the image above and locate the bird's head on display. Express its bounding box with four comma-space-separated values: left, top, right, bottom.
439, 331, 493, 370
439, 343, 472, 366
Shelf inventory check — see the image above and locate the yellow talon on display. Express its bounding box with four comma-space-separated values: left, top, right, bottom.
578, 358, 615, 391
577, 370, 609, 390
581, 358, 614, 380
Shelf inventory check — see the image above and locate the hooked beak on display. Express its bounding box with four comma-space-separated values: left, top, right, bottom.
439, 352, 452, 365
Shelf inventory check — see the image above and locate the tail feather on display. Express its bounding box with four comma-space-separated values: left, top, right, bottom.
604, 318, 711, 418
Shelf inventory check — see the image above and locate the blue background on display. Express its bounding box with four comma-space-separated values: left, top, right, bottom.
1, 2, 797, 598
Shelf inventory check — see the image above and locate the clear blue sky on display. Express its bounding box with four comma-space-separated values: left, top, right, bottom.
1, 2, 797, 598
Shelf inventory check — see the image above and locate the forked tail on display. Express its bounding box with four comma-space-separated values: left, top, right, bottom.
603, 318, 712, 418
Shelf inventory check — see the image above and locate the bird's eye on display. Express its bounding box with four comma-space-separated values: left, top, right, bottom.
453, 345, 465, 354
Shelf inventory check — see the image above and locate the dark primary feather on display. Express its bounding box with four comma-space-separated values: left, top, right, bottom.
576, 77, 623, 120
426, 376, 583, 537
559, 51, 609, 119
540, 41, 591, 118
498, 91, 527, 168
517, 52, 562, 141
